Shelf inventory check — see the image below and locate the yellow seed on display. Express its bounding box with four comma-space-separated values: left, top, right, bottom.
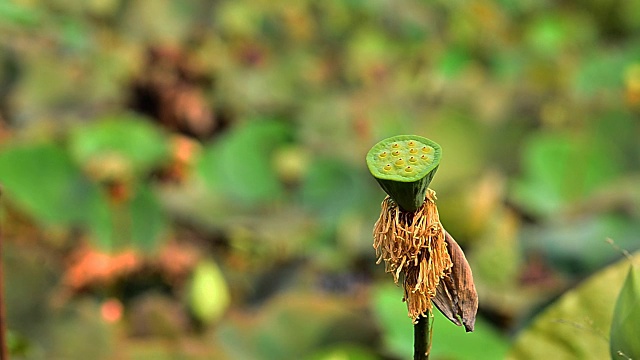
392, 150, 401, 156
395, 158, 405, 166
409, 148, 418, 154
409, 156, 417, 163
379, 151, 387, 158
421, 154, 428, 161
383, 164, 392, 171
405, 166, 413, 172
422, 146, 433, 153
408, 140, 416, 147
392, 143, 400, 149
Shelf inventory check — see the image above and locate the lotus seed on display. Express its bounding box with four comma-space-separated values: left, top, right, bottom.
379, 151, 387, 158
392, 143, 400, 149
409, 148, 418, 154
395, 158, 405, 166
405, 166, 413, 172
392, 150, 401, 156
408, 140, 416, 147
409, 156, 417, 163
383, 164, 392, 171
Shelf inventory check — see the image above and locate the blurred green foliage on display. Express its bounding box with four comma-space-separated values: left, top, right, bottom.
610, 262, 640, 359
0, 142, 99, 226
188, 259, 230, 325
197, 119, 290, 205
0, 0, 639, 359
508, 252, 640, 360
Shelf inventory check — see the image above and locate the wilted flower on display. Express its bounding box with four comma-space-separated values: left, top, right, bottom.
367, 135, 477, 332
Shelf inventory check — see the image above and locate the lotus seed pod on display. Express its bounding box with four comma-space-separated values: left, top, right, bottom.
366, 135, 441, 212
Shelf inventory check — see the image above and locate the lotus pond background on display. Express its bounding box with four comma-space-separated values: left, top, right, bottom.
1, 1, 639, 359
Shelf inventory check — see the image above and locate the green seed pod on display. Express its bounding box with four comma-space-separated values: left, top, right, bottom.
366, 135, 441, 212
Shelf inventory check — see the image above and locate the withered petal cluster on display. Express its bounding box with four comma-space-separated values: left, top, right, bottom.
373, 189, 478, 331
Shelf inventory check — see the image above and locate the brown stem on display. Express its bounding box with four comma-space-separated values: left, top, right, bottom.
414, 311, 433, 360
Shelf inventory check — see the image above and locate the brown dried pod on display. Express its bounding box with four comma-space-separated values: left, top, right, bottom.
432, 230, 478, 332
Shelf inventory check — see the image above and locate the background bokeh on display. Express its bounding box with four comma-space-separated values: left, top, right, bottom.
1, 1, 639, 359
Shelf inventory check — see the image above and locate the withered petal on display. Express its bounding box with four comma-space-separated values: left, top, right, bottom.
432, 230, 478, 332
433, 273, 462, 326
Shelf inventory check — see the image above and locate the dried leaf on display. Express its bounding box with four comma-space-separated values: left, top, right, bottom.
432, 230, 478, 332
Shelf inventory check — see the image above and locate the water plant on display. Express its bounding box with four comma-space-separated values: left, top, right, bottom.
366, 135, 478, 359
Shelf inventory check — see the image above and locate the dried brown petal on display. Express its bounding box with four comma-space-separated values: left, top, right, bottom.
432, 230, 478, 332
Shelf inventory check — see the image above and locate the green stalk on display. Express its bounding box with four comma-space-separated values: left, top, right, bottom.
414, 311, 434, 360
0, 190, 7, 360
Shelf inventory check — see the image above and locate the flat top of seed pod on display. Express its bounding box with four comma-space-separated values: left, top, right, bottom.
366, 135, 441, 182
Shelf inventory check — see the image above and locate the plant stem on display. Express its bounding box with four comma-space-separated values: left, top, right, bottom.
414, 311, 434, 360
0, 191, 7, 360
